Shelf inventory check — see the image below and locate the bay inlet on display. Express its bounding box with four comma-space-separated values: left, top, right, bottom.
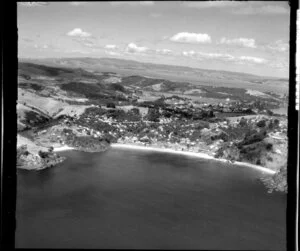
16, 148, 286, 249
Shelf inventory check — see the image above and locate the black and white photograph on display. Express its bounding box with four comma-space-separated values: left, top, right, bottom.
15, 1, 293, 249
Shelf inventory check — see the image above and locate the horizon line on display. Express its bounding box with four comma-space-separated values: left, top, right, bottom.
18, 56, 289, 80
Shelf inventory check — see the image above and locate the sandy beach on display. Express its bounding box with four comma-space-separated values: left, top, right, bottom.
53, 146, 75, 152
111, 143, 276, 175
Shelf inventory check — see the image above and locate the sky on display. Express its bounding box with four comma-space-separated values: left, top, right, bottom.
18, 1, 290, 78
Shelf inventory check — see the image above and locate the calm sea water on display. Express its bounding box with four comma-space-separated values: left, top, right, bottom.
16, 148, 286, 249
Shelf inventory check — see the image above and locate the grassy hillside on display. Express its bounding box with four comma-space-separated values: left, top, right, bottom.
19, 57, 289, 94
18, 61, 286, 107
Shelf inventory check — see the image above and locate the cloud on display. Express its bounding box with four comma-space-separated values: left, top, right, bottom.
104, 43, 174, 57
182, 1, 289, 15
21, 37, 34, 43
219, 37, 256, 48
182, 50, 267, 65
105, 51, 122, 56
79, 39, 96, 47
269, 60, 289, 71
182, 1, 243, 9
150, 13, 162, 18
72, 36, 102, 49
69, 2, 89, 6
232, 4, 289, 15
259, 5, 289, 14
110, 1, 154, 7
67, 28, 91, 38
182, 51, 235, 61
105, 44, 118, 49
104, 44, 121, 55
237, 56, 267, 64
138, 1, 154, 6
18, 2, 49, 7
170, 32, 211, 44
32, 43, 58, 51
123, 43, 174, 57
65, 49, 91, 54
267, 40, 289, 52
125, 43, 149, 54
155, 49, 173, 55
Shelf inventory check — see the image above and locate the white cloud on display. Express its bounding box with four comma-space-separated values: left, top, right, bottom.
156, 49, 173, 55
123, 44, 173, 57
81, 40, 96, 47
269, 60, 289, 71
260, 5, 289, 14
67, 28, 91, 38
238, 56, 267, 64
22, 37, 34, 43
110, 1, 154, 6
219, 37, 256, 48
170, 32, 211, 44
105, 44, 118, 49
233, 5, 289, 15
182, 1, 243, 9
125, 43, 149, 54
182, 1, 289, 15
32, 43, 58, 50
65, 49, 91, 54
69, 2, 89, 6
18, 2, 49, 7
71, 36, 100, 48
104, 45, 121, 56
139, 1, 154, 6
105, 51, 122, 56
267, 40, 289, 52
150, 13, 162, 18
182, 51, 235, 61
72, 38, 92, 47
182, 50, 267, 65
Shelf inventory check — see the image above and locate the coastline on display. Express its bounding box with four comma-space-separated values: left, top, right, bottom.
18, 139, 276, 175
53, 146, 75, 152
111, 143, 276, 175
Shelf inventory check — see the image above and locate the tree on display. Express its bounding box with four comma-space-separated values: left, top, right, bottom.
130, 108, 140, 115
266, 143, 273, 151
239, 117, 247, 127
208, 110, 214, 117
110, 83, 126, 92
147, 107, 160, 122
274, 119, 280, 127
106, 102, 116, 108
256, 120, 266, 128
266, 109, 274, 116
38, 150, 49, 158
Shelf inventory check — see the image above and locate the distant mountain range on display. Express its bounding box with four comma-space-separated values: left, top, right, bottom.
19, 57, 289, 94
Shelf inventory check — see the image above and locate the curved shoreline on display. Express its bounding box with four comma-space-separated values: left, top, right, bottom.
111, 143, 276, 175
53, 146, 75, 152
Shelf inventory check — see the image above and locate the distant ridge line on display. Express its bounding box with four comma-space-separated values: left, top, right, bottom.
18, 57, 287, 80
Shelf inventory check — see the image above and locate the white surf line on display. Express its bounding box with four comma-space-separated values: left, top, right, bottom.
53, 146, 75, 152
231, 161, 276, 174
111, 143, 276, 175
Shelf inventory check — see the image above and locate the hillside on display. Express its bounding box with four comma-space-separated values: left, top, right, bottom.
19, 57, 289, 94
17, 61, 288, 192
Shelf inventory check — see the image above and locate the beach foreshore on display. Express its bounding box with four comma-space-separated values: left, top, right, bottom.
111, 143, 276, 175
53, 146, 75, 152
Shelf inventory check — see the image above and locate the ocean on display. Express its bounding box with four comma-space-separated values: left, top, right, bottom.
16, 148, 286, 249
